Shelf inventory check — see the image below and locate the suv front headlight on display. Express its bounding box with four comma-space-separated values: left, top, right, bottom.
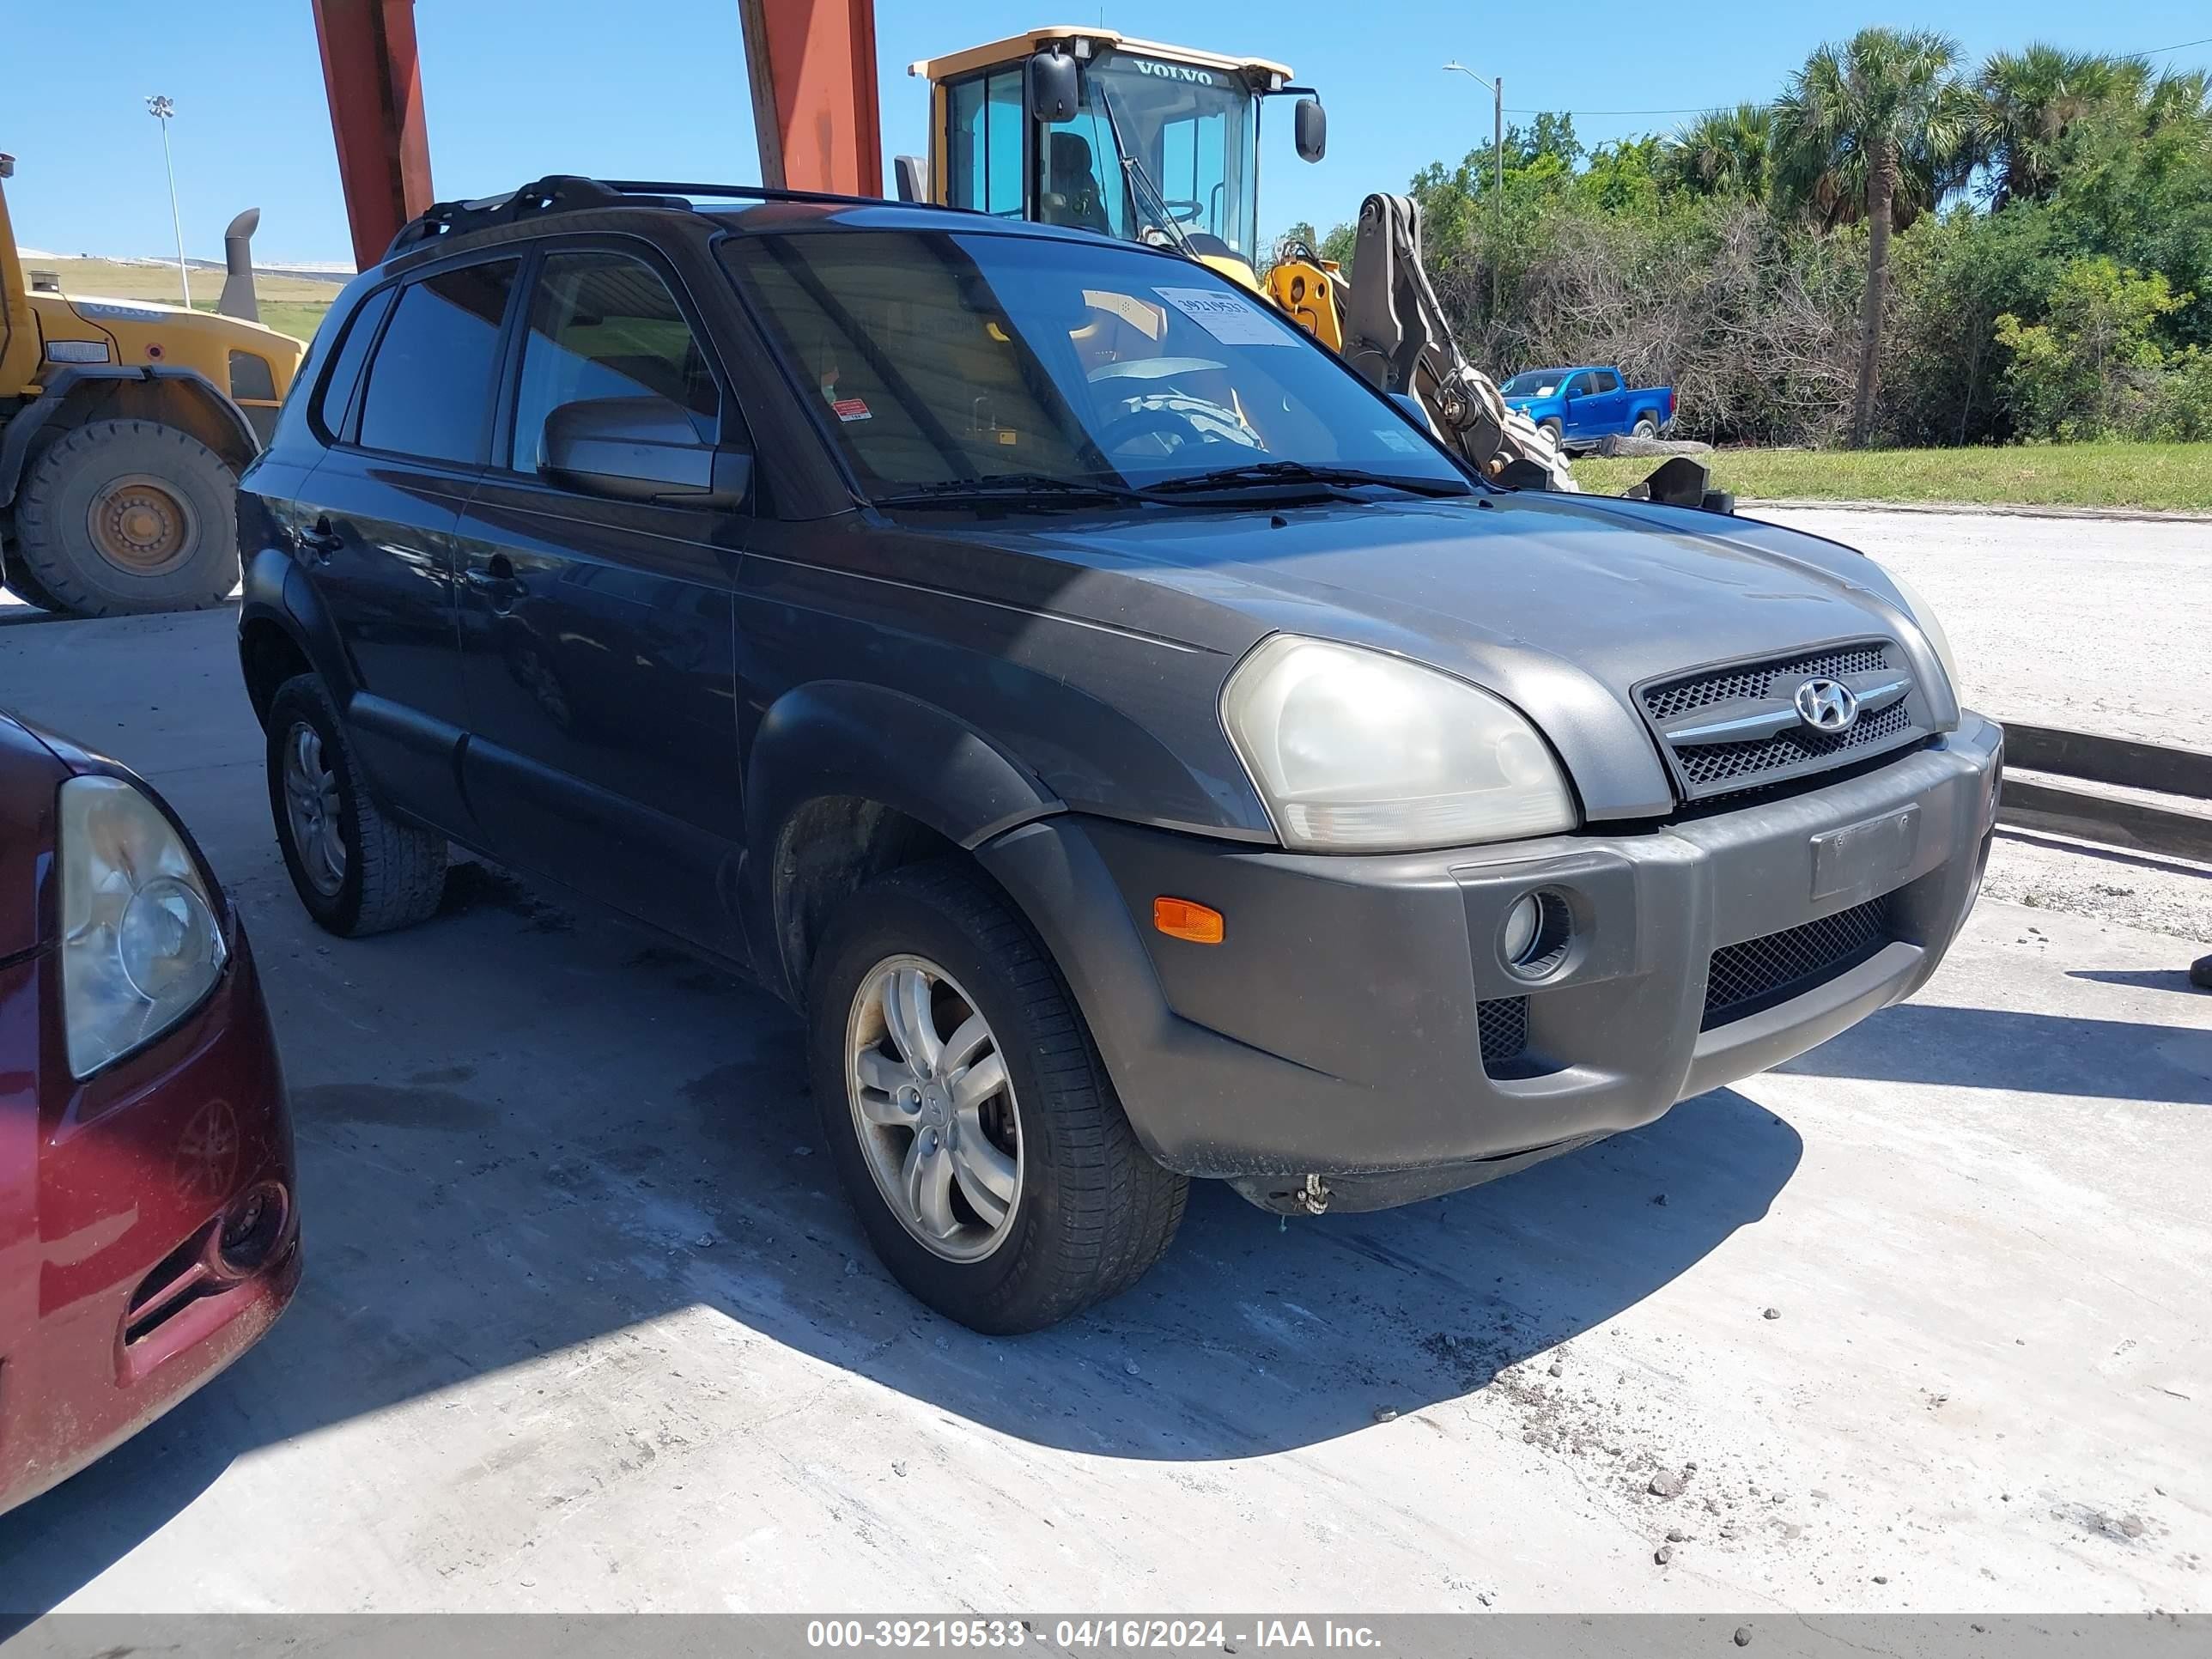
1221, 635, 1577, 852
1875, 565, 1962, 702
59, 775, 228, 1079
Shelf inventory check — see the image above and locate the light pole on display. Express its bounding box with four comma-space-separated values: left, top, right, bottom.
1441, 63, 1504, 316
145, 94, 191, 309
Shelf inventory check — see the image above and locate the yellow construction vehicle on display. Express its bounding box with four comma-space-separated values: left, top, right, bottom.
1, 151, 304, 616
900, 30, 1724, 500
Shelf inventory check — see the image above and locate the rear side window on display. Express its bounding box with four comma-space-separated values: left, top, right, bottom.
310, 285, 395, 441
508, 251, 719, 473
356, 260, 519, 463
1594, 369, 1620, 393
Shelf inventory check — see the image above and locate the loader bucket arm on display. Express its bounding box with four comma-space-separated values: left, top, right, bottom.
1337, 193, 1576, 490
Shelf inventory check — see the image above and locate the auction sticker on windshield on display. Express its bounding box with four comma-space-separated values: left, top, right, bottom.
1155, 287, 1294, 346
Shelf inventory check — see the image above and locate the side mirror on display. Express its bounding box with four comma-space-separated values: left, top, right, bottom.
892, 154, 927, 204
1026, 50, 1080, 125
1294, 97, 1327, 163
541, 396, 749, 508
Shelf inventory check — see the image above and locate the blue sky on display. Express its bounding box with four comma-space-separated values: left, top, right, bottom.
6, 2, 2208, 267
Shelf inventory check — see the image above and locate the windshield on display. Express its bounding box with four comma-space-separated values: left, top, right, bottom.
1501, 370, 1570, 396
1039, 53, 1259, 258
722, 229, 1468, 499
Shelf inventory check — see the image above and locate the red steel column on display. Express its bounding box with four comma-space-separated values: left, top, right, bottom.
313, 0, 435, 270
738, 0, 884, 197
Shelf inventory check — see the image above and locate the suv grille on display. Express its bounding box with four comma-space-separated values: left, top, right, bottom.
1701, 896, 1892, 1030
1672, 698, 1913, 789
1644, 644, 1889, 720
1638, 641, 1921, 804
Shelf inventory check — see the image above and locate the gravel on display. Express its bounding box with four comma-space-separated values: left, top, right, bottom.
1760, 508, 2212, 947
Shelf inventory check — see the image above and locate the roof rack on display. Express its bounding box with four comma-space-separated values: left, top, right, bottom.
382, 173, 901, 259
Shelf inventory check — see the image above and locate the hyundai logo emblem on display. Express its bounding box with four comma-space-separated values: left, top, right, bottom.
1793, 678, 1859, 733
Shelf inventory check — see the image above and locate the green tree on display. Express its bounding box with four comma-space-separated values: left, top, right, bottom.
1994, 257, 2187, 437
1774, 27, 1978, 446
1974, 44, 2141, 207
1663, 105, 1772, 199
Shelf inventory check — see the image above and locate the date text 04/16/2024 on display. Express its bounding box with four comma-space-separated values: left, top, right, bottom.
805, 1621, 1382, 1650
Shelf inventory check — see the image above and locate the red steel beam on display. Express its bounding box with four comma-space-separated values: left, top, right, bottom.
313, 0, 435, 270
738, 0, 884, 197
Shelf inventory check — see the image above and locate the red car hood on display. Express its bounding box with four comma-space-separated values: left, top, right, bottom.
0, 711, 69, 962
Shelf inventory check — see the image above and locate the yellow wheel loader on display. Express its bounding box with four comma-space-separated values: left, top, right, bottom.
1, 152, 305, 617
902, 29, 1712, 503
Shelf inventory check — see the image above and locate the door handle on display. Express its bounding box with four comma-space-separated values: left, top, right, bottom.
464, 553, 523, 609
298, 516, 342, 561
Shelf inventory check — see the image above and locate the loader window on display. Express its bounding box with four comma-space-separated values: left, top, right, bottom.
1084, 54, 1257, 258
946, 71, 1028, 217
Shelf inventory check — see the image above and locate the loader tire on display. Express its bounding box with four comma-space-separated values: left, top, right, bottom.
2, 543, 68, 613
13, 420, 240, 617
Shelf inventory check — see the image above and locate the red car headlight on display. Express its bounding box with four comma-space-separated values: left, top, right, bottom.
58, 775, 228, 1079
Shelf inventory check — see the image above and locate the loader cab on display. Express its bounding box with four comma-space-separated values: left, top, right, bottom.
909, 29, 1325, 289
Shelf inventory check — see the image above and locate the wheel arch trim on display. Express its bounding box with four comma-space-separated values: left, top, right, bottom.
0, 367, 259, 511
741, 681, 1063, 999
238, 548, 357, 726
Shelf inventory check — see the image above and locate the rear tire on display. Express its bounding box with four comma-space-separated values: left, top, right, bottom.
13, 420, 240, 617
265, 674, 447, 937
1632, 416, 1660, 441
808, 858, 1187, 1333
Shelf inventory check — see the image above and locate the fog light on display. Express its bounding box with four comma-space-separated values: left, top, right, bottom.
215, 1182, 288, 1277
1501, 894, 1541, 963
1500, 890, 1573, 980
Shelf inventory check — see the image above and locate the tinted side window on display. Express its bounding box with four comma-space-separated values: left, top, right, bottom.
509, 252, 719, 472
356, 260, 519, 463
1595, 369, 1620, 393
310, 285, 395, 441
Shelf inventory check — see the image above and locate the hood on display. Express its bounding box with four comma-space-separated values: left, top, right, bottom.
965, 489, 1946, 820
0, 712, 68, 961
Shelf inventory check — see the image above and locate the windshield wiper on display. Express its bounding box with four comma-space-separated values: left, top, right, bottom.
1141, 461, 1471, 498
872, 472, 1158, 508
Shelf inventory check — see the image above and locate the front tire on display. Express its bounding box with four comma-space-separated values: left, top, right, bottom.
264, 674, 447, 937
809, 860, 1187, 1333
12, 420, 241, 617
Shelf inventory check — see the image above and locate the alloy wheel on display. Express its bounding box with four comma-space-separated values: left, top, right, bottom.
845, 953, 1023, 1262
282, 720, 346, 896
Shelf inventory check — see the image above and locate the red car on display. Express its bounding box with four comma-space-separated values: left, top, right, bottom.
0, 708, 298, 1515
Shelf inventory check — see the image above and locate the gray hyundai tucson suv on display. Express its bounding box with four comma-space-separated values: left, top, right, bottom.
235, 177, 2002, 1333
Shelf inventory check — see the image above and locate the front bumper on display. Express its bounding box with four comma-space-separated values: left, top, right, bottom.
980, 713, 2002, 1211
0, 922, 299, 1516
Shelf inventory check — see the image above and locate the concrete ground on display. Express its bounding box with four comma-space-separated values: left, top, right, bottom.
1, 527, 2208, 1614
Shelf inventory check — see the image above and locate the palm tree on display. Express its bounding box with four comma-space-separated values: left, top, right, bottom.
1976, 45, 2138, 207
1774, 27, 1977, 447
1663, 105, 1772, 199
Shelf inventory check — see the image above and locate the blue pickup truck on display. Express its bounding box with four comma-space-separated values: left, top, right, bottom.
1500, 366, 1674, 452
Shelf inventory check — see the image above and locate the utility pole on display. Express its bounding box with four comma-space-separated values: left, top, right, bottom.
1442, 63, 1504, 318
146, 95, 191, 309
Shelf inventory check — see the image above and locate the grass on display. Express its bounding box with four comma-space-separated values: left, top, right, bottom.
1571, 441, 2212, 514
27, 256, 338, 345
